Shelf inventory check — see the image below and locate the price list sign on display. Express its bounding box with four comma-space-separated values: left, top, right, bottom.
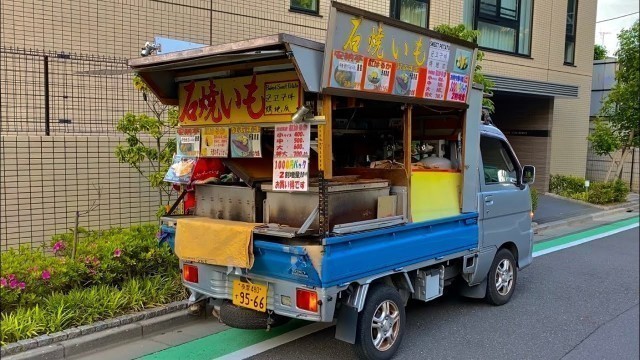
273, 124, 311, 192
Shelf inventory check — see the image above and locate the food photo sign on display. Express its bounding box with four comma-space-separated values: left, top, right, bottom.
321, 2, 477, 106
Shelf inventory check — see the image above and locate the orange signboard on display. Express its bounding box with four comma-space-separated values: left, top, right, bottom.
178, 71, 302, 126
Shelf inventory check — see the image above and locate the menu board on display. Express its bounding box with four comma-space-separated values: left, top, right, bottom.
230, 126, 262, 158
200, 127, 229, 157
321, 3, 476, 106
274, 124, 311, 158
273, 124, 311, 192
177, 128, 201, 156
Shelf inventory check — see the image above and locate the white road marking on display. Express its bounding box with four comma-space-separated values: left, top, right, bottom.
214, 321, 335, 360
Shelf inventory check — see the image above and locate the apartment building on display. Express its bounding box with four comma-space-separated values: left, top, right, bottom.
0, 0, 596, 247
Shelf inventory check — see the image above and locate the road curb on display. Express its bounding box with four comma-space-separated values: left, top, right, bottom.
533, 205, 638, 235
1, 300, 196, 359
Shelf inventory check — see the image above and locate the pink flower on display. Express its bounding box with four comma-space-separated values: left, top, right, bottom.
18, 282, 26, 290
52, 241, 66, 254
42, 270, 51, 280
9, 279, 18, 289
0, 277, 6, 287
113, 248, 122, 258
8, 274, 16, 281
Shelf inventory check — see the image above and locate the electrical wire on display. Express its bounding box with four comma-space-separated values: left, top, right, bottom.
596, 11, 639, 23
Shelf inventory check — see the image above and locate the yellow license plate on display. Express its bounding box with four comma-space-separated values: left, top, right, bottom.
232, 280, 268, 312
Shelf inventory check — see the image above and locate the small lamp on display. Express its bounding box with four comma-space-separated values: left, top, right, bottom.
291, 105, 311, 123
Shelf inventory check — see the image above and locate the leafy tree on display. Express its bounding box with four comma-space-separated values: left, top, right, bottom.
434, 24, 495, 112
588, 21, 639, 181
115, 75, 178, 216
593, 44, 607, 60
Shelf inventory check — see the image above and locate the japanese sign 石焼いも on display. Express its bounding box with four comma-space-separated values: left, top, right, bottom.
230, 126, 262, 158
274, 124, 311, 158
272, 157, 309, 192
321, 3, 476, 105
200, 127, 229, 157
177, 128, 201, 156
178, 71, 301, 126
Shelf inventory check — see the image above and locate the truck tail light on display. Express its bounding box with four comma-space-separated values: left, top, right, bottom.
296, 288, 318, 312
183, 264, 198, 283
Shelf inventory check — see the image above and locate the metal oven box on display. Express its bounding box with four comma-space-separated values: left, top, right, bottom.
262, 180, 390, 232
194, 184, 264, 223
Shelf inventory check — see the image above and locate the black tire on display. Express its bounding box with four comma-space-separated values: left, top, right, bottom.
485, 248, 518, 306
219, 301, 289, 329
355, 285, 406, 360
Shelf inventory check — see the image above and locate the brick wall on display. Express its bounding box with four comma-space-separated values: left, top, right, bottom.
0, 135, 164, 250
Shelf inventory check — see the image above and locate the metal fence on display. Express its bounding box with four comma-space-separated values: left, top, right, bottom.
1, 47, 144, 135
1, 47, 164, 250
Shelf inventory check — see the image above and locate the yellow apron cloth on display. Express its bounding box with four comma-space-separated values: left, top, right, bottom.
175, 217, 260, 269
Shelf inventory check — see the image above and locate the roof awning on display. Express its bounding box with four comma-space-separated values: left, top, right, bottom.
128, 34, 324, 105
486, 75, 579, 98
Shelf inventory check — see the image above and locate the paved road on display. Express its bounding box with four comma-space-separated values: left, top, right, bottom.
250, 227, 640, 360
533, 194, 600, 224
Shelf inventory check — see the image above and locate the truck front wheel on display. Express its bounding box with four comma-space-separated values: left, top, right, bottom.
485, 248, 518, 306
355, 285, 406, 360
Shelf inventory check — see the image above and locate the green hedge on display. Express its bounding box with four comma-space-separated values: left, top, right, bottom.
1, 224, 177, 313
549, 174, 629, 205
530, 188, 539, 213
0, 224, 185, 345
0, 275, 185, 345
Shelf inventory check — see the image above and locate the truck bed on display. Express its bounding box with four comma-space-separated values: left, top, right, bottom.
249, 212, 479, 288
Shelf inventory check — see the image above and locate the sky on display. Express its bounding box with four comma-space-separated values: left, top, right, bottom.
595, 0, 639, 56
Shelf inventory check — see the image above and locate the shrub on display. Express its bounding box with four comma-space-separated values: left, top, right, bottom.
1, 224, 176, 313
0, 275, 185, 345
563, 179, 629, 205
530, 188, 539, 213
549, 174, 586, 194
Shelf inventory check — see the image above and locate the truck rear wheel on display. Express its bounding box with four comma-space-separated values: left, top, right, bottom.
485, 249, 517, 306
355, 285, 406, 360
219, 301, 289, 329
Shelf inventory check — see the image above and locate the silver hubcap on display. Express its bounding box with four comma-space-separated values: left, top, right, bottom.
495, 259, 514, 296
371, 300, 400, 351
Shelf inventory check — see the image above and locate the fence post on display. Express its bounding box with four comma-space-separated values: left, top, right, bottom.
631, 147, 636, 192
44, 55, 51, 136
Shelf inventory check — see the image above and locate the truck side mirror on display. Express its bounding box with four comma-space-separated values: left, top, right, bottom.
522, 165, 536, 185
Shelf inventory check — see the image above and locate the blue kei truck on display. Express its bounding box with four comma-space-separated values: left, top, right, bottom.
130, 3, 536, 359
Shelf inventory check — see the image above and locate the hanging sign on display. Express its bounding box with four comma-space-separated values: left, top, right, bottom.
446, 73, 470, 103
272, 158, 309, 192
176, 128, 201, 156
230, 126, 262, 158
178, 71, 301, 126
321, 2, 476, 106
200, 127, 229, 157
164, 155, 197, 184
274, 124, 311, 158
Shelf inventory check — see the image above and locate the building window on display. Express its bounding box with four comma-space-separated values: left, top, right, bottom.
290, 0, 319, 14
390, 0, 430, 28
564, 0, 578, 64
464, 0, 533, 56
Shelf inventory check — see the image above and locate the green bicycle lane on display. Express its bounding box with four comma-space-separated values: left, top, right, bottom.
140, 216, 639, 360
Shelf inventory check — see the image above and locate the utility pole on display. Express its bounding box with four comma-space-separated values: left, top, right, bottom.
598, 31, 611, 46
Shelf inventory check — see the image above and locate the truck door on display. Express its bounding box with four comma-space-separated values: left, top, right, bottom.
478, 134, 532, 266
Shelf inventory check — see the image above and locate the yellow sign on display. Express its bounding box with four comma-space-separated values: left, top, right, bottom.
178, 71, 301, 126
200, 127, 229, 157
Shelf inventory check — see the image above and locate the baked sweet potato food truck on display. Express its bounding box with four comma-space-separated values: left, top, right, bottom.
129, 3, 536, 359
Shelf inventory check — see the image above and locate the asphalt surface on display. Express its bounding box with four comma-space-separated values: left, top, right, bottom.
250, 227, 640, 360
533, 194, 600, 224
